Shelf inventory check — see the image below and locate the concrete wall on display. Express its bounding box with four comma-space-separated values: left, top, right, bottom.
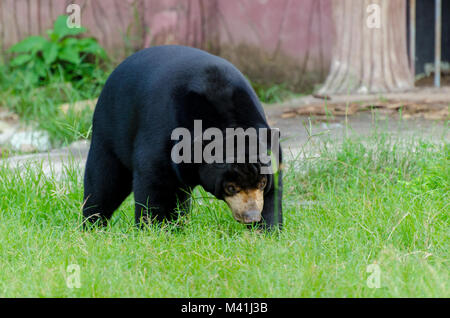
0, 0, 335, 91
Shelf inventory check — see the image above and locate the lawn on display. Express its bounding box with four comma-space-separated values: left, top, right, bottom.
0, 132, 448, 297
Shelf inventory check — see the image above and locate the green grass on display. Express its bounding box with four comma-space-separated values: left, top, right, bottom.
250, 81, 300, 104
0, 63, 109, 147
0, 63, 297, 150
0, 132, 448, 297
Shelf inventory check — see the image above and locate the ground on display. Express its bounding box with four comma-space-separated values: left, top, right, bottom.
269, 87, 450, 148
4, 88, 449, 175
0, 90, 448, 297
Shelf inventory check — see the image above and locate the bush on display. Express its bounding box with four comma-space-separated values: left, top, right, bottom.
8, 15, 107, 88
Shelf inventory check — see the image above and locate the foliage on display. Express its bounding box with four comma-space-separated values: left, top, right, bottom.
0, 15, 111, 146
8, 15, 107, 87
0, 76, 104, 146
250, 81, 297, 104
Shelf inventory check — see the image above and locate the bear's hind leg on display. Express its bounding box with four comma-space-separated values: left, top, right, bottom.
83, 145, 132, 227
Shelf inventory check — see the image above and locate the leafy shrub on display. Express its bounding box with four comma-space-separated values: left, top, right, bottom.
8, 15, 107, 87
250, 81, 295, 104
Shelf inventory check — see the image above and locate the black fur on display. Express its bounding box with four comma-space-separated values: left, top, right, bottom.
83, 45, 282, 230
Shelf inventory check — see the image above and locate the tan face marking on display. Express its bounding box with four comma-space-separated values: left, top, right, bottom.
224, 188, 264, 223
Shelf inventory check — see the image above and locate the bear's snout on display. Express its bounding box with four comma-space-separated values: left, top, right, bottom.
224, 189, 264, 224
241, 210, 262, 224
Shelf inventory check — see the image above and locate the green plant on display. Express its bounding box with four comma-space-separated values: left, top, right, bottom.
250, 81, 296, 104
8, 15, 107, 87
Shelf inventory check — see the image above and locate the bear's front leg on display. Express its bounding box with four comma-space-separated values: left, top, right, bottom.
259, 170, 283, 231
133, 171, 190, 227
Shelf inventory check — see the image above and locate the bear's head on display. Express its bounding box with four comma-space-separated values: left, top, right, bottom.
198, 162, 271, 224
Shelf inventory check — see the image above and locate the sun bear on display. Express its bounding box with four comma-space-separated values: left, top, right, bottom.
83, 45, 282, 230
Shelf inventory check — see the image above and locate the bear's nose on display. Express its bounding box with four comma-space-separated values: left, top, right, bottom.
242, 210, 262, 224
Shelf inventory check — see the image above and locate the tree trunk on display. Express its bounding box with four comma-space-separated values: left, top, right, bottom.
319, 0, 413, 94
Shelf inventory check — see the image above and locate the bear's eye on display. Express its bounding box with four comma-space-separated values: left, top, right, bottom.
258, 178, 267, 189
225, 183, 239, 196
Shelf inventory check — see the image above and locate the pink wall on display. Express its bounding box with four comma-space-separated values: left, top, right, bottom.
218, 0, 334, 73
0, 0, 335, 90
219, 1, 333, 59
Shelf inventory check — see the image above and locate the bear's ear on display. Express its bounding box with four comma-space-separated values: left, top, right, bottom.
268, 128, 281, 146
263, 170, 273, 195
184, 91, 225, 128
186, 73, 208, 96
257, 128, 281, 176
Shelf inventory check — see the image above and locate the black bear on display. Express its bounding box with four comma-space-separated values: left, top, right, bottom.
83, 45, 282, 230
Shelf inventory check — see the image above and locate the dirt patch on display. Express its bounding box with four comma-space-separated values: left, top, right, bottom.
0, 107, 19, 124
59, 99, 97, 114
